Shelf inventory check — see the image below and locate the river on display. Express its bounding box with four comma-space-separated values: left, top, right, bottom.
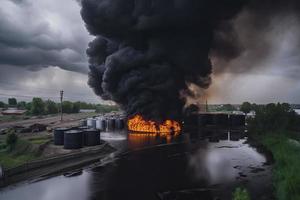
0, 129, 273, 200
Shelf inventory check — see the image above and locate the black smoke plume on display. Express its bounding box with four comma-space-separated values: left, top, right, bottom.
81, 0, 246, 122
81, 0, 300, 122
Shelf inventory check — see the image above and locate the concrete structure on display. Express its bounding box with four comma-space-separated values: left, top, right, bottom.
1, 108, 26, 115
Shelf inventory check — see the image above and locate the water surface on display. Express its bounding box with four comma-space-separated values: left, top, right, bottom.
0, 129, 273, 200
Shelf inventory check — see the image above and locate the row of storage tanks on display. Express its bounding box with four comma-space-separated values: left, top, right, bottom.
82, 117, 126, 131
54, 116, 126, 150
184, 113, 246, 128
54, 127, 101, 149
197, 113, 246, 127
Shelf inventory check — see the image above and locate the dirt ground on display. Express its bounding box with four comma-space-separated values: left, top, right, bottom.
0, 112, 99, 158
0, 112, 96, 130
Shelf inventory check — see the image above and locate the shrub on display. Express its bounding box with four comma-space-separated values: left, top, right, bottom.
233, 188, 251, 200
6, 132, 18, 151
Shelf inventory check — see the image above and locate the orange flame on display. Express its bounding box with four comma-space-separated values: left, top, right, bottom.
127, 114, 181, 134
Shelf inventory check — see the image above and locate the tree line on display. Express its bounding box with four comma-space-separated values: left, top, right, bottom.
0, 98, 119, 115
240, 102, 300, 133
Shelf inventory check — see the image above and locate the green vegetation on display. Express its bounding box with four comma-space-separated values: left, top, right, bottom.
8, 98, 17, 107
0, 137, 40, 169
248, 103, 300, 133
0, 130, 52, 168
240, 102, 252, 114
248, 102, 300, 200
233, 188, 250, 200
6, 132, 18, 151
27, 136, 51, 145
45, 99, 58, 114
0, 97, 120, 117
31, 97, 46, 115
256, 134, 300, 200
96, 104, 119, 113
0, 101, 5, 108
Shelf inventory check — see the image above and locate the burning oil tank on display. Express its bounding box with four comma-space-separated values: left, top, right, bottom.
230, 114, 246, 127
54, 127, 71, 145
64, 130, 84, 149
83, 129, 101, 146
107, 118, 116, 131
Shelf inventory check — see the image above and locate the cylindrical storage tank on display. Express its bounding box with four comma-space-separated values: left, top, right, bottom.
115, 118, 125, 129
107, 118, 116, 131
198, 114, 208, 126
230, 114, 246, 127
198, 114, 214, 126
213, 114, 229, 126
77, 126, 89, 130
100, 119, 107, 131
87, 118, 93, 127
96, 118, 104, 130
79, 119, 87, 127
87, 118, 96, 129
83, 129, 101, 146
64, 130, 84, 149
54, 128, 71, 145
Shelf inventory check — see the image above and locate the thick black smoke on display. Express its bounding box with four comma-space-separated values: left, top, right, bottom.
80, 0, 247, 122
82, 0, 300, 121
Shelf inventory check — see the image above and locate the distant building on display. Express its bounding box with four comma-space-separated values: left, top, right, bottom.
79, 109, 96, 113
1, 108, 26, 115
294, 109, 300, 115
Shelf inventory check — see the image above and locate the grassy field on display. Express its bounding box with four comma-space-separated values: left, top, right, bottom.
0, 135, 51, 169
256, 133, 300, 200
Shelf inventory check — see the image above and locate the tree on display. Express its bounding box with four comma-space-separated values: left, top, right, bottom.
72, 101, 80, 113
31, 98, 45, 115
62, 101, 74, 113
240, 102, 252, 114
248, 103, 300, 133
0, 101, 5, 108
8, 98, 17, 107
222, 104, 236, 111
17, 101, 27, 109
6, 132, 18, 151
45, 100, 58, 114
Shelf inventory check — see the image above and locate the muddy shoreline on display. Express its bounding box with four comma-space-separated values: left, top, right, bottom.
0, 142, 115, 188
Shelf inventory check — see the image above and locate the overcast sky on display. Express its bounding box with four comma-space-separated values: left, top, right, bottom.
0, 0, 300, 104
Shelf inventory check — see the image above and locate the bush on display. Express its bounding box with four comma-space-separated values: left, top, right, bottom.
6, 132, 18, 151
233, 188, 251, 200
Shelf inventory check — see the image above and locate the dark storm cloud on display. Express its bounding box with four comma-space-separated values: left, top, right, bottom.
0, 0, 91, 73
212, 0, 300, 76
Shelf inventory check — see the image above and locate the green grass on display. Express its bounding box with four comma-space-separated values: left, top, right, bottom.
27, 136, 51, 145
257, 133, 300, 200
233, 188, 250, 200
0, 139, 40, 169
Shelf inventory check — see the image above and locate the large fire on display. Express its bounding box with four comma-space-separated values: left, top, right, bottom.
127, 114, 181, 134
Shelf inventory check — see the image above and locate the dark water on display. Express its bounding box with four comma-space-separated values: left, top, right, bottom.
0, 129, 273, 200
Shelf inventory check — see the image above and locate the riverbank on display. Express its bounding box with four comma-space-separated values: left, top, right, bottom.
253, 132, 300, 200
0, 142, 115, 187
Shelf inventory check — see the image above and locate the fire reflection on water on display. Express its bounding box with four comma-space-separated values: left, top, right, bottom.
127, 132, 180, 149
